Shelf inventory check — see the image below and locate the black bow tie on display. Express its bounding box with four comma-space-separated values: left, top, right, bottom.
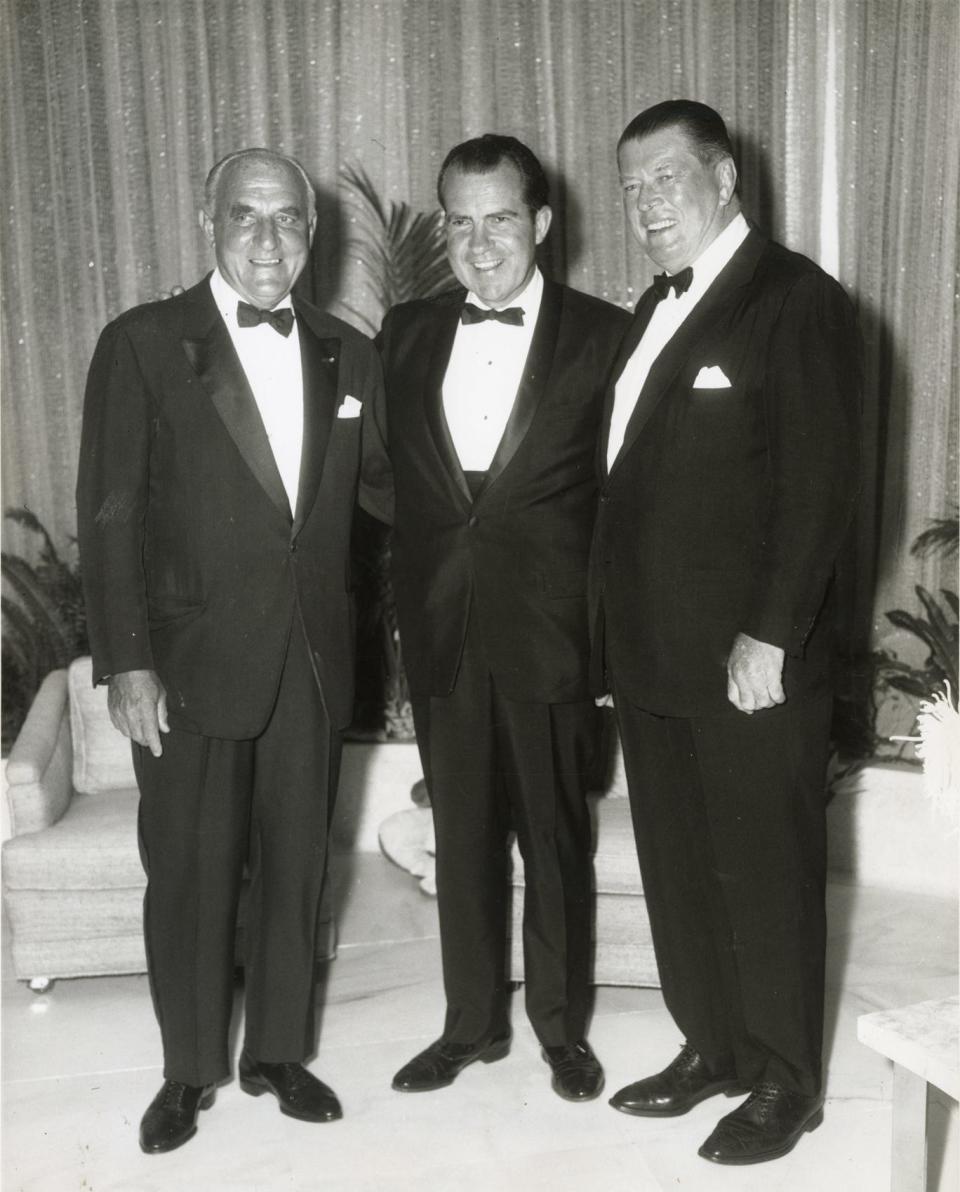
652, 267, 694, 300
237, 301, 295, 336
460, 302, 525, 326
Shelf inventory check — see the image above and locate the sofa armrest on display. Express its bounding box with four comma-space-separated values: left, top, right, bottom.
4, 669, 74, 836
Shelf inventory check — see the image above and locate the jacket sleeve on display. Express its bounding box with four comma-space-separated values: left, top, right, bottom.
75, 321, 155, 683
741, 270, 862, 655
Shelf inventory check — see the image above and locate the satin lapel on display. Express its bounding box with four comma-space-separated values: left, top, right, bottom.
181, 287, 291, 519
477, 278, 563, 498
422, 305, 473, 507
599, 290, 658, 479
610, 231, 766, 474
292, 308, 339, 536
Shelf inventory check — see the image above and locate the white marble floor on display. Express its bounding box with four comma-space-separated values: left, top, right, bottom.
3, 852, 958, 1192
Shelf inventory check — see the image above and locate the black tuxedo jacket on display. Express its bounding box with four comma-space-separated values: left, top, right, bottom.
77, 276, 392, 738
590, 230, 861, 717
378, 281, 630, 703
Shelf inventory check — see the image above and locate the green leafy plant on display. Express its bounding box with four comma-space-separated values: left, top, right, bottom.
336, 162, 454, 335
2, 507, 88, 751
830, 512, 958, 778
875, 512, 958, 707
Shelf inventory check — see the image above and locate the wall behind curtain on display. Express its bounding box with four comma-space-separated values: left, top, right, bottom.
1, 0, 957, 640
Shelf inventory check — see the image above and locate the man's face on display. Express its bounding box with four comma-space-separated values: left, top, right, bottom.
617, 126, 736, 273
441, 162, 551, 309
200, 158, 315, 309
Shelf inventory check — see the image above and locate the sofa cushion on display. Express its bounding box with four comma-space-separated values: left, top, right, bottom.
2, 786, 144, 890
68, 657, 137, 794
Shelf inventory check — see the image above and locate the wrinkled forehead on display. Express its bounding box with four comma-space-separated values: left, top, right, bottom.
217, 157, 307, 210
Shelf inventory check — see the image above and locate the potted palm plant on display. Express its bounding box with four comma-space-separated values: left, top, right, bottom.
826, 513, 958, 897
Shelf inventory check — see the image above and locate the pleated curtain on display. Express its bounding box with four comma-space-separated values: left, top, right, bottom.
1, 0, 957, 641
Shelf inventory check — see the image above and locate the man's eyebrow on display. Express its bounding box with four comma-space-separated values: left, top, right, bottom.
227, 202, 303, 216
445, 206, 520, 220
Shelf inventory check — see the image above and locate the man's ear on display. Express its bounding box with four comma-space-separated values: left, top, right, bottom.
307, 213, 317, 247
534, 204, 553, 246
199, 208, 215, 247
716, 158, 737, 207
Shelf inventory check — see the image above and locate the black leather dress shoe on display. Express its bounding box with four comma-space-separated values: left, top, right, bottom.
139, 1079, 215, 1153
609, 1043, 742, 1116
542, 1040, 605, 1101
698, 1082, 824, 1165
391, 1033, 511, 1092
238, 1051, 342, 1122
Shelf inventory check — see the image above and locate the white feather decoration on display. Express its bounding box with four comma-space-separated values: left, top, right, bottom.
912, 683, 960, 812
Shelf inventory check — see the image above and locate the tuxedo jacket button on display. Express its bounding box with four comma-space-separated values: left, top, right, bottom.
467, 515, 479, 528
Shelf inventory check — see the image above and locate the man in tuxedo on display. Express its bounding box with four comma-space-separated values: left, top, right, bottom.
592, 100, 860, 1164
379, 135, 629, 1101
77, 148, 391, 1153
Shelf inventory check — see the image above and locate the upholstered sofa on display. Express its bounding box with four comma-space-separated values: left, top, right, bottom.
1, 658, 335, 990
2, 661, 145, 989
3, 657, 660, 992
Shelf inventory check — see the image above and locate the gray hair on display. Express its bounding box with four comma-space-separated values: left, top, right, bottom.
203, 148, 316, 220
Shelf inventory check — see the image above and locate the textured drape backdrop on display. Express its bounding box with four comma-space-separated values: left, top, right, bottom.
1, 0, 957, 641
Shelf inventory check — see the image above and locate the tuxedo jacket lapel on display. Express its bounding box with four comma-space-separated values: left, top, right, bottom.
599, 289, 658, 479
608, 230, 766, 475
420, 281, 563, 505
478, 278, 562, 497
181, 284, 291, 520
422, 304, 473, 507
293, 307, 340, 535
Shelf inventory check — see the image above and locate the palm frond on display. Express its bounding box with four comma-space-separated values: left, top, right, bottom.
339, 161, 453, 325
1, 507, 88, 750
911, 514, 959, 559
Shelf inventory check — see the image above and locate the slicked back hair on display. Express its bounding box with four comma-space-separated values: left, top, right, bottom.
618, 100, 736, 168
437, 134, 550, 214
203, 148, 316, 221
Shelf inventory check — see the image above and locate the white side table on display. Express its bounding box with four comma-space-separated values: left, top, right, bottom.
858, 995, 959, 1192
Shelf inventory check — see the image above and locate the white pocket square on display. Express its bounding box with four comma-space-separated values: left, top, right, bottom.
337, 394, 363, 419
693, 365, 731, 389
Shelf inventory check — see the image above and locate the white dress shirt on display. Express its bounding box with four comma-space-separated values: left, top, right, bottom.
442, 268, 543, 472
209, 269, 304, 513
606, 212, 750, 470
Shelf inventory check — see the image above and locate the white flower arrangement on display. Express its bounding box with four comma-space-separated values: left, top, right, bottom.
892, 682, 960, 815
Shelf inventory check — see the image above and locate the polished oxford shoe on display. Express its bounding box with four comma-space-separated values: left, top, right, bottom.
391, 1033, 511, 1092
698, 1082, 824, 1165
609, 1043, 742, 1116
139, 1079, 215, 1153
238, 1051, 342, 1122
542, 1040, 605, 1101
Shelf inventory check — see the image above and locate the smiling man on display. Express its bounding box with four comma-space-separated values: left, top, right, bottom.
591, 100, 861, 1165
77, 148, 392, 1153
377, 135, 629, 1102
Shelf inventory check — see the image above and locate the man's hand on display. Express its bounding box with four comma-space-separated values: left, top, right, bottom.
108, 670, 170, 756
726, 633, 786, 714
159, 284, 186, 301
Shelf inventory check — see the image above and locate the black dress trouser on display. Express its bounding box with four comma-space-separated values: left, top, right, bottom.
612, 677, 832, 1098
413, 612, 599, 1049
134, 623, 339, 1088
